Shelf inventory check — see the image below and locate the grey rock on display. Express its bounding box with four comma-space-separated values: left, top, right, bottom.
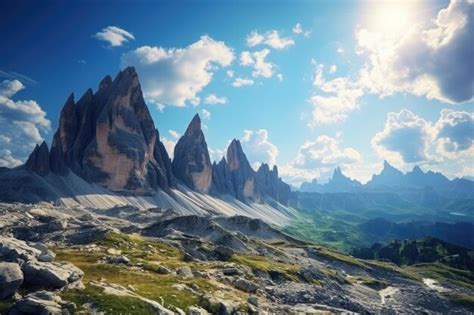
187, 306, 209, 315
176, 266, 193, 278
23, 261, 84, 289
172, 114, 212, 194
0, 236, 41, 264
8, 290, 75, 315
0, 262, 23, 299
105, 255, 130, 265
49, 66, 173, 193
247, 295, 258, 306
45, 218, 68, 232
214, 245, 235, 261
25, 141, 50, 176
156, 265, 172, 274
234, 278, 259, 293
222, 267, 239, 276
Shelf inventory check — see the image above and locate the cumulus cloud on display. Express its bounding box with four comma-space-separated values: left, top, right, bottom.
161, 129, 180, 158
0, 80, 51, 167
357, 0, 474, 104
307, 1, 473, 127
232, 77, 254, 88
94, 26, 135, 47
309, 61, 363, 125
372, 108, 474, 168
434, 109, 474, 158
121, 36, 234, 107
204, 94, 227, 105
240, 129, 279, 169
279, 135, 362, 186
246, 30, 294, 49
293, 135, 362, 170
239, 49, 274, 78
372, 110, 432, 165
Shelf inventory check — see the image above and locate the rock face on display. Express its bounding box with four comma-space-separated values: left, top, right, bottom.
212, 140, 290, 204
44, 67, 174, 193
255, 163, 291, 205
25, 142, 50, 176
172, 114, 212, 194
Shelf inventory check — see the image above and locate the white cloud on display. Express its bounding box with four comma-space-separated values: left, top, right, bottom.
337, 47, 344, 54
240, 49, 274, 78
209, 147, 226, 162
293, 135, 362, 170
121, 36, 234, 107
94, 26, 135, 47
292, 23, 311, 37
0, 149, 22, 168
160, 129, 180, 158
372, 109, 433, 166
201, 109, 211, 120
232, 77, 254, 88
372, 108, 474, 169
434, 109, 474, 159
329, 65, 337, 73
307, 1, 474, 127
241, 129, 279, 169
0, 80, 51, 167
279, 135, 362, 186
277, 74, 283, 81
246, 30, 295, 49
226, 70, 234, 78
356, 0, 474, 104
204, 94, 227, 105
309, 61, 363, 125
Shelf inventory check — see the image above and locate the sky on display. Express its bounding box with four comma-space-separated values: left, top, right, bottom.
0, 0, 473, 187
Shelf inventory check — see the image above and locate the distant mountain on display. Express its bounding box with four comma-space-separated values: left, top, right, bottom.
0, 67, 291, 211
300, 167, 362, 193
352, 237, 474, 270
300, 161, 474, 199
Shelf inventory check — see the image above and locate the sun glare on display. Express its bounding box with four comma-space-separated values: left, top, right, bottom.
369, 2, 417, 36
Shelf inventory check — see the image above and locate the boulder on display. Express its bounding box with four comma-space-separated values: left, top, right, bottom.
176, 266, 193, 278
23, 261, 83, 289
8, 290, 75, 315
187, 306, 209, 315
0, 262, 23, 299
214, 245, 234, 261
0, 236, 41, 264
234, 278, 258, 293
105, 255, 130, 265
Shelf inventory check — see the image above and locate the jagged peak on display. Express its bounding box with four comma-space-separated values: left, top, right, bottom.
99, 75, 113, 90
258, 163, 270, 173
184, 114, 201, 135
78, 88, 93, 103
412, 165, 423, 174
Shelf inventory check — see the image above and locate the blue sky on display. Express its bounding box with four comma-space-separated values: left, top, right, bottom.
0, 0, 473, 186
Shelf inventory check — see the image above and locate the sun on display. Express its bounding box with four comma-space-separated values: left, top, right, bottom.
368, 2, 418, 36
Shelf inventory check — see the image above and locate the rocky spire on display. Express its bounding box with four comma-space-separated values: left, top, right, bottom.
172, 114, 212, 193
25, 141, 50, 176
226, 139, 259, 201
48, 66, 174, 194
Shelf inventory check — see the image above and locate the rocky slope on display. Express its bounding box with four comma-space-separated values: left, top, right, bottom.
0, 202, 472, 314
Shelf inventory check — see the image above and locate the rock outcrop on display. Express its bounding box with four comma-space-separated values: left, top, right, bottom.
255, 163, 291, 205
25, 142, 50, 176
39, 67, 173, 193
211, 140, 290, 204
0, 262, 23, 299
172, 114, 212, 194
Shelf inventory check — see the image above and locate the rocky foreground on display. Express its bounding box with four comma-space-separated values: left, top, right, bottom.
0, 202, 473, 314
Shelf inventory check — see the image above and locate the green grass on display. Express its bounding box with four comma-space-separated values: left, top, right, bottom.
230, 254, 300, 281
407, 262, 474, 290
62, 285, 155, 315
447, 293, 474, 308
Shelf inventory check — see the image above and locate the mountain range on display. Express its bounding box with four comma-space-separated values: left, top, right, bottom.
301, 161, 474, 199
0, 67, 292, 224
